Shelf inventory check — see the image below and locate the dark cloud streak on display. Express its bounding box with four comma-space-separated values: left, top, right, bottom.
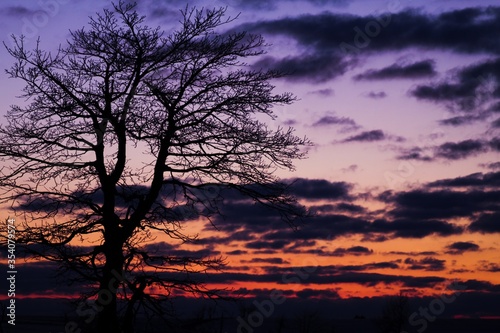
445, 241, 480, 255
341, 130, 386, 142
354, 60, 436, 80
252, 53, 357, 83
428, 171, 500, 188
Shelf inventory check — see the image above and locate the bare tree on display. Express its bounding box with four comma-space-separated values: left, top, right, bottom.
375, 292, 411, 333
0, 2, 308, 332
294, 309, 325, 333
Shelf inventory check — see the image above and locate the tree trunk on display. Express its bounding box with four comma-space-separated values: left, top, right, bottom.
96, 239, 125, 333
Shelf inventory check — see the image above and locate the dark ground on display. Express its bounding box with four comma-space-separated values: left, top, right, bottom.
2, 316, 500, 333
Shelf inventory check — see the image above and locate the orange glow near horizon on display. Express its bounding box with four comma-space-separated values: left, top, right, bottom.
2, 210, 498, 301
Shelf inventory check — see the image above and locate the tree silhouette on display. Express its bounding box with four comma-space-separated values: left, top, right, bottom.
0, 2, 308, 332
375, 292, 411, 333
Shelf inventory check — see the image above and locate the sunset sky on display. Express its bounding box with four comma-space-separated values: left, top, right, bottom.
1, 0, 499, 321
